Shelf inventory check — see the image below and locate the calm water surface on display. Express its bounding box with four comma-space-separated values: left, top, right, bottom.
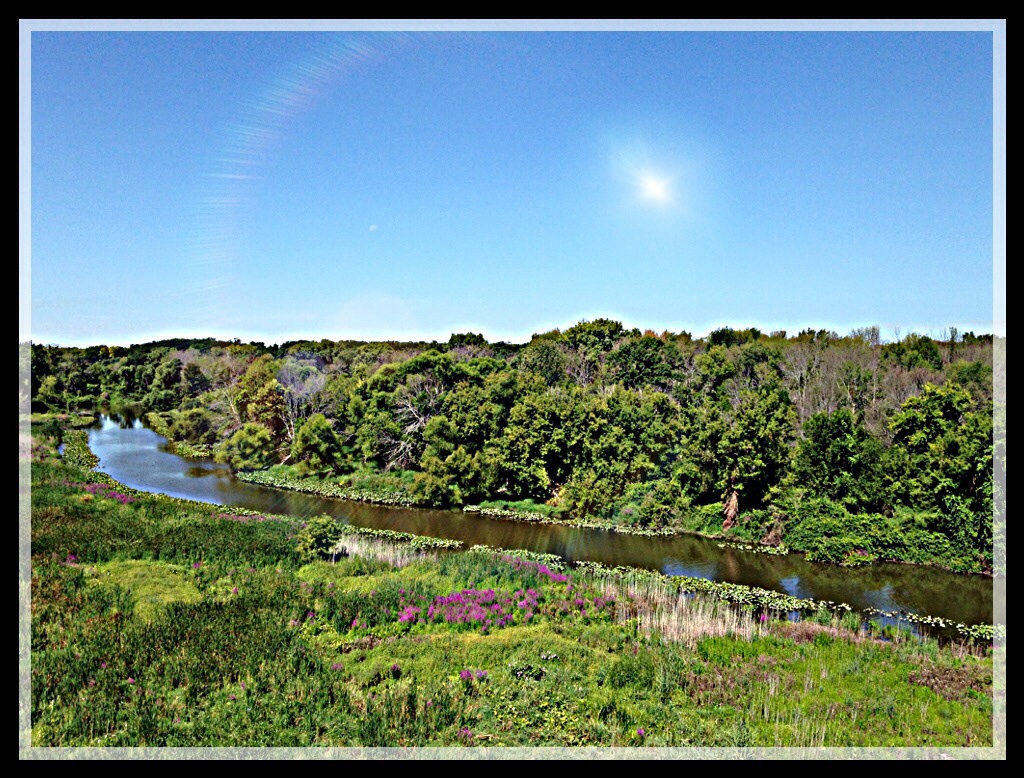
87, 415, 997, 626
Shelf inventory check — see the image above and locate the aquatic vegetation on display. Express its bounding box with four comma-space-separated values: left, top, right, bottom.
336, 524, 461, 551
60, 430, 99, 469
463, 504, 677, 537
236, 469, 415, 507
171, 442, 213, 459
716, 541, 790, 556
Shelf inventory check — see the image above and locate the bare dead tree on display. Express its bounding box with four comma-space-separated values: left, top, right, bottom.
381, 432, 419, 471
449, 344, 494, 361
393, 373, 444, 437
278, 358, 328, 444
198, 349, 250, 430
781, 341, 821, 423
382, 372, 446, 470
561, 344, 595, 387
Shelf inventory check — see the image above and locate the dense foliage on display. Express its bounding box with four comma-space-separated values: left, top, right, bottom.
28, 322, 998, 572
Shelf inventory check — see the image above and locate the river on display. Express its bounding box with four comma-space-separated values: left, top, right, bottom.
86, 414, 997, 627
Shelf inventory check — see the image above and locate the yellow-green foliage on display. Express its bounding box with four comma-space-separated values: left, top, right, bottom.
87, 560, 201, 621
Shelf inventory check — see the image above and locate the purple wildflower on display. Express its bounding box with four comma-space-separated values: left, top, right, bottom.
459, 669, 473, 681
475, 670, 488, 680
637, 727, 645, 738
192, 562, 201, 569
127, 677, 135, 684
331, 663, 344, 671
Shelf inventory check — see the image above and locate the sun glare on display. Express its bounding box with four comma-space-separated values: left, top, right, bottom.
640, 175, 670, 203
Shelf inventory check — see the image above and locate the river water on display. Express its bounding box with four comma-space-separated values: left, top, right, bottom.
86, 415, 997, 626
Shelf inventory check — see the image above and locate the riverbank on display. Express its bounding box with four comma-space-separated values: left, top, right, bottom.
74, 416, 1001, 629
58, 424, 1000, 640
132, 393, 995, 577
27, 446, 1001, 750
230, 464, 993, 578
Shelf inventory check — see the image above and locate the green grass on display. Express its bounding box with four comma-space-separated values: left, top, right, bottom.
28, 450, 997, 750
86, 560, 202, 621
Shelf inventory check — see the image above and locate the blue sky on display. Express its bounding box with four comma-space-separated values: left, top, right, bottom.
22, 21, 1005, 347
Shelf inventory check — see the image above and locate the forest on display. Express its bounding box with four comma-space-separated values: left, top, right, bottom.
26, 321, 1003, 574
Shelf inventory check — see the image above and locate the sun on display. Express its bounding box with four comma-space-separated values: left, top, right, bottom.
640, 175, 671, 203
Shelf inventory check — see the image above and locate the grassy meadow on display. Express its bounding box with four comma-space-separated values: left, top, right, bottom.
24, 436, 1000, 753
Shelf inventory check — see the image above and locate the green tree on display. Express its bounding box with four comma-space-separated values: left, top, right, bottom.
413, 445, 484, 507
886, 384, 993, 559
791, 409, 884, 510
214, 423, 276, 471
290, 413, 341, 477
35, 374, 66, 413
563, 318, 625, 358
235, 355, 286, 436
680, 382, 795, 520
608, 336, 675, 390
883, 333, 943, 371
295, 515, 343, 563
516, 340, 566, 387
144, 357, 186, 411
181, 362, 211, 397
169, 407, 218, 445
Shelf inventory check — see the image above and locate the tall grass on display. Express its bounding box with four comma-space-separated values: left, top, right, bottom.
331, 534, 437, 570
586, 569, 761, 647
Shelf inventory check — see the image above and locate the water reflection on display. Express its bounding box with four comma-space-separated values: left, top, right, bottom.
85, 415, 994, 626
186, 466, 222, 479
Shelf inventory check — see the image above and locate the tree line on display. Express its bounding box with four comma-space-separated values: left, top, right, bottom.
28, 320, 999, 572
